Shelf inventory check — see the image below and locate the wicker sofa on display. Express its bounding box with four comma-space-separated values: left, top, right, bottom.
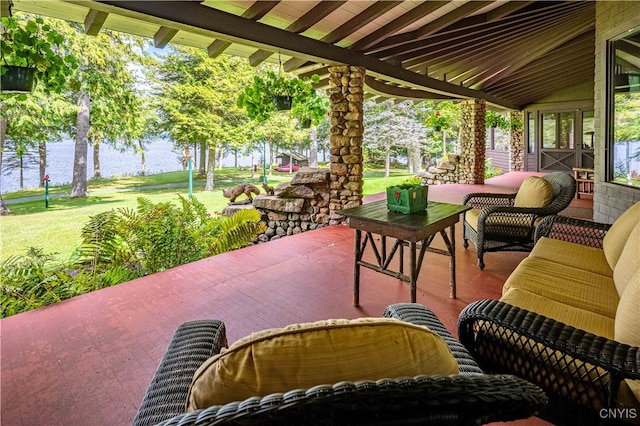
459, 201, 640, 425
132, 303, 547, 426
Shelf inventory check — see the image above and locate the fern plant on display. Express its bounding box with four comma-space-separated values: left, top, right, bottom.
0, 248, 77, 318
4, 196, 265, 317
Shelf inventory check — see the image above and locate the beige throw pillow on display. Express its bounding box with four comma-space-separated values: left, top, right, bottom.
187, 318, 459, 410
513, 176, 554, 208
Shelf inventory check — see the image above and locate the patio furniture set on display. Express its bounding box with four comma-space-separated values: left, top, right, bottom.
133, 176, 639, 425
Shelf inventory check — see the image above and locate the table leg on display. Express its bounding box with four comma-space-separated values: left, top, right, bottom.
409, 240, 417, 303
354, 229, 362, 307
449, 225, 456, 299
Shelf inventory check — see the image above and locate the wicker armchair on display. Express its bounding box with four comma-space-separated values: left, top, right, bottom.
462, 171, 576, 269
458, 215, 640, 426
132, 304, 548, 426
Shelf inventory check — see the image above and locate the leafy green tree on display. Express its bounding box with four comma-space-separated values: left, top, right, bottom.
1, 89, 74, 187
0, 14, 77, 213
253, 112, 306, 174
151, 47, 256, 190
48, 21, 145, 197
422, 101, 461, 161
364, 100, 428, 176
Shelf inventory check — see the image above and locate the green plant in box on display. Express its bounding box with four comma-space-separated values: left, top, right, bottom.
386, 184, 429, 214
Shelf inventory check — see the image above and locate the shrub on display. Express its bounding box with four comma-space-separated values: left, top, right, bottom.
2, 196, 265, 317
485, 158, 503, 179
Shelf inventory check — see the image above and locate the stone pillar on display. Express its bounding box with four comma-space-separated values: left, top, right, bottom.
459, 99, 486, 184
509, 111, 525, 172
328, 65, 364, 224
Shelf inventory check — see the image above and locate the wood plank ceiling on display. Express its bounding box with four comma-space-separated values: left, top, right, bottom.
7, 0, 596, 110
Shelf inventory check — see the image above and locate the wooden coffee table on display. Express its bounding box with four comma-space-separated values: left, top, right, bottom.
339, 200, 471, 306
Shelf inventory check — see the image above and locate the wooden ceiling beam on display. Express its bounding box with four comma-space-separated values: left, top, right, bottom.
154, 26, 178, 48
348, 1, 448, 52
492, 60, 593, 98
373, 1, 577, 60
488, 37, 595, 89
365, 1, 493, 55
408, 11, 566, 82
249, 1, 346, 67
96, 1, 519, 109
467, 11, 594, 89
364, 75, 455, 100
84, 9, 109, 36
208, 0, 280, 58
499, 67, 594, 106
420, 7, 589, 86
284, 1, 403, 72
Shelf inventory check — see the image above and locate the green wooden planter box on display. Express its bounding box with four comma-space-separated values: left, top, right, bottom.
386, 184, 429, 214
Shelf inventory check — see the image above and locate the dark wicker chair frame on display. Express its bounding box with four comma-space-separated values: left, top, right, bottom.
132, 303, 548, 426
458, 215, 640, 426
462, 171, 576, 269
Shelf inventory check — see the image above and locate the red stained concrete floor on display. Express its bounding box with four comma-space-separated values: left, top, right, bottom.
1, 172, 591, 425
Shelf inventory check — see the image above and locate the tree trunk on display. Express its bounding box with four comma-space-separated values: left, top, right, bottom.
234, 148, 238, 168
309, 125, 318, 168
198, 141, 206, 178
70, 91, 90, 198
0, 103, 11, 214
442, 130, 447, 157
217, 145, 223, 170
408, 144, 422, 175
19, 155, 24, 190
93, 138, 101, 178
205, 144, 216, 191
139, 140, 146, 175
384, 144, 390, 178
39, 142, 46, 187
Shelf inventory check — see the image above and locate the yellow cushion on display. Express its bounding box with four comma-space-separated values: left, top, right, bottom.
530, 237, 612, 277
613, 221, 640, 297
603, 201, 640, 270
501, 287, 615, 339
615, 270, 640, 347
465, 209, 534, 239
186, 318, 460, 410
503, 257, 619, 319
514, 176, 554, 208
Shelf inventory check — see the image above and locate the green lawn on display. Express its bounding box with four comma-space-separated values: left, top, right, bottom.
1, 168, 411, 261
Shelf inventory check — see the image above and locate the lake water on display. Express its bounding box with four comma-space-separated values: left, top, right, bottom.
1, 140, 258, 193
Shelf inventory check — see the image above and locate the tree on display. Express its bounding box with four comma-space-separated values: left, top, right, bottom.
363, 100, 428, 176
1, 14, 77, 213
151, 47, 256, 190
422, 101, 461, 162
52, 22, 144, 197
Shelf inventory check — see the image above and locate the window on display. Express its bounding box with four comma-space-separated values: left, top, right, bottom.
609, 28, 640, 187
527, 112, 535, 153
542, 112, 575, 149
582, 111, 594, 150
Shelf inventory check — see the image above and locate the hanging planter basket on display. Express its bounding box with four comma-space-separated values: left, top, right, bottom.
1, 66, 37, 93
273, 95, 293, 111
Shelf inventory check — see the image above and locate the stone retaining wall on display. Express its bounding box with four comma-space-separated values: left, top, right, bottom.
417, 154, 462, 185
250, 169, 331, 242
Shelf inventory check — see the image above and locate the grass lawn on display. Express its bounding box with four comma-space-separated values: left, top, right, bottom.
1, 167, 411, 261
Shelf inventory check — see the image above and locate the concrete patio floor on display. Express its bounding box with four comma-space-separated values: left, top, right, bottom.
1, 172, 592, 425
